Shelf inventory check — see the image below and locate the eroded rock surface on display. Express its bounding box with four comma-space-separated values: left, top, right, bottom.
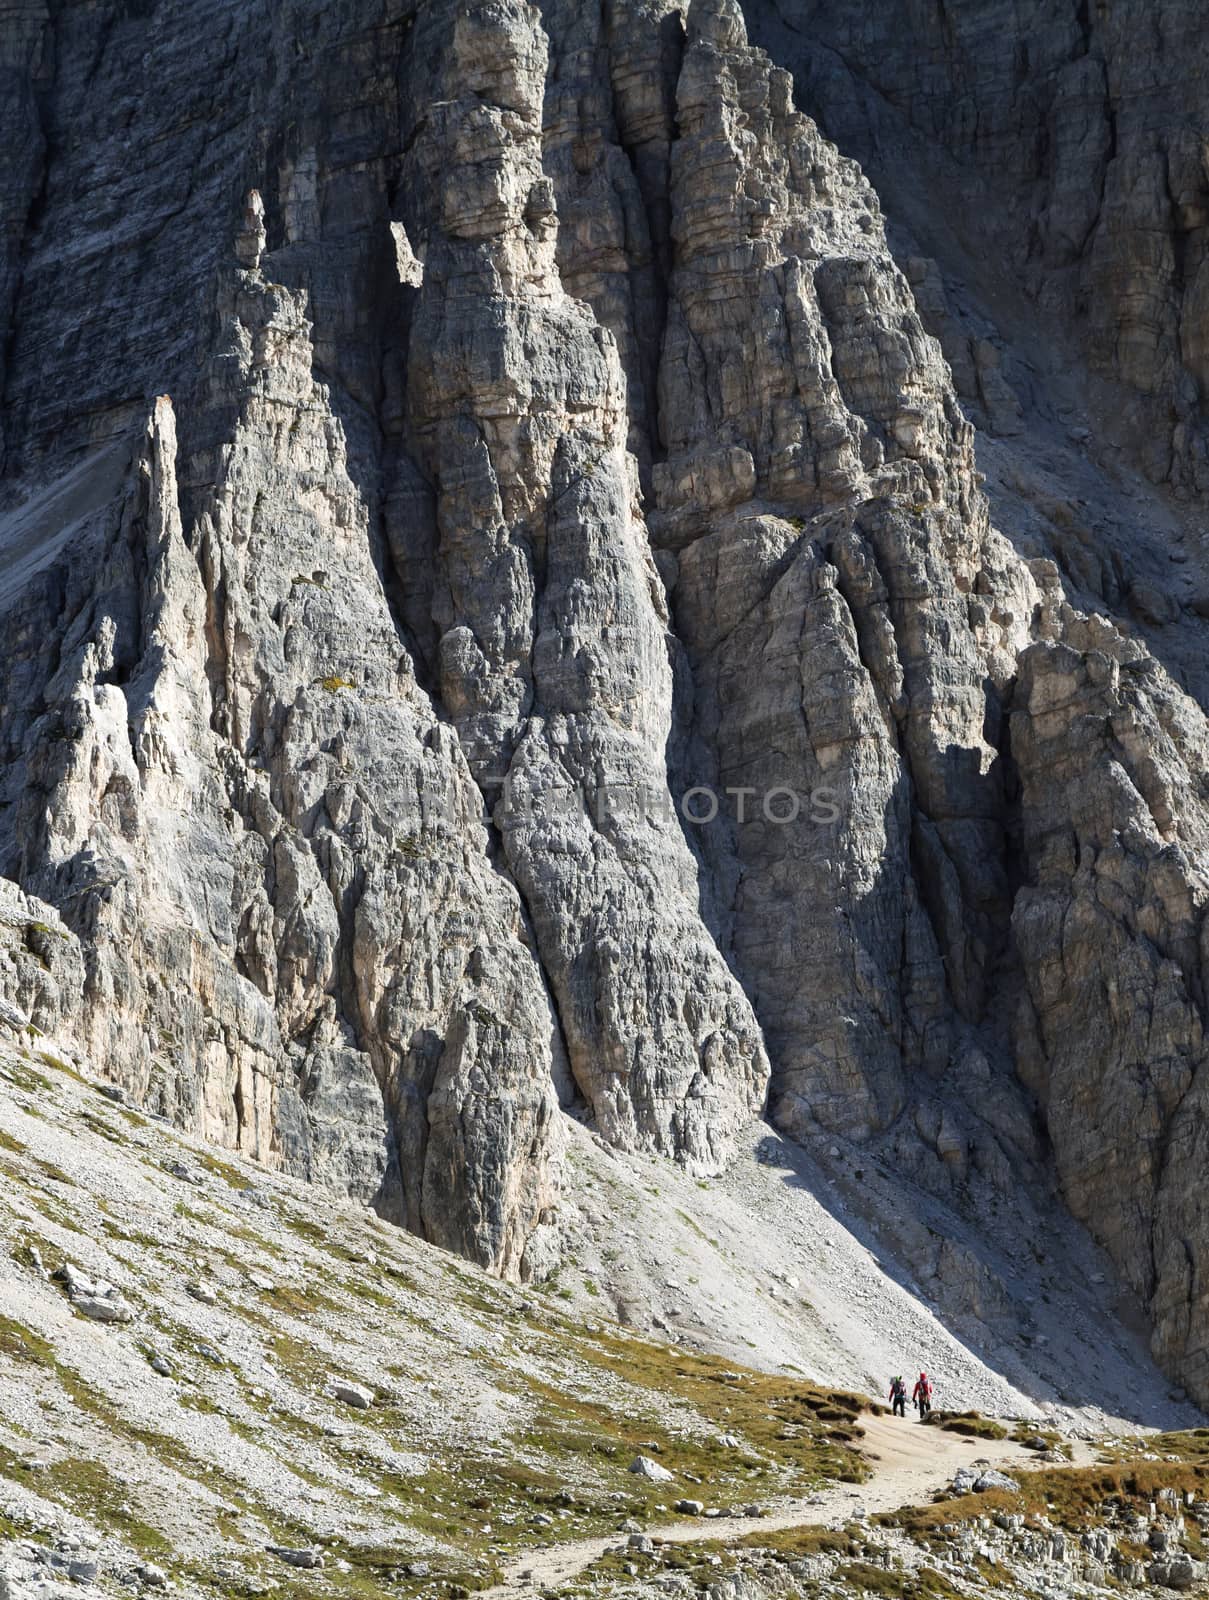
3, 0, 1209, 1410
746, 0, 1209, 494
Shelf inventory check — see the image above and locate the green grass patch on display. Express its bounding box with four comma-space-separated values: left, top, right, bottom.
882, 1444, 1209, 1547
568, 1324, 872, 1484
924, 1410, 1008, 1441
0, 1313, 55, 1366
37, 1455, 172, 1556
195, 1149, 253, 1191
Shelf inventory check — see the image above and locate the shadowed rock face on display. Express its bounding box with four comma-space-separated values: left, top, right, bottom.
3, 0, 1209, 1404
744, 0, 1209, 496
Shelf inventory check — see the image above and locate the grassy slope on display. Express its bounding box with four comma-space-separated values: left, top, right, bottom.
0, 1039, 870, 1598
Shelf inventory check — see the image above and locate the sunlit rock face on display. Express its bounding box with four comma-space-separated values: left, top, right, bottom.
5, 0, 1209, 1407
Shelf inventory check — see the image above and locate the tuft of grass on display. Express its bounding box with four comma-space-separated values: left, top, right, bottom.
924, 1410, 1008, 1441
37, 1455, 172, 1556
883, 1445, 1209, 1547
195, 1149, 253, 1191
319, 673, 356, 693
737, 1524, 859, 1557
33, 1157, 75, 1186
258, 1282, 332, 1317
0, 1313, 55, 1366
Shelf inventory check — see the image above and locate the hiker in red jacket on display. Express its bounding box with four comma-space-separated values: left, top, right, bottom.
912, 1371, 933, 1419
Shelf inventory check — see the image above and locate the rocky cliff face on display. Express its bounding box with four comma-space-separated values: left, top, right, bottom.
750, 0, 1209, 495
3, 0, 1209, 1406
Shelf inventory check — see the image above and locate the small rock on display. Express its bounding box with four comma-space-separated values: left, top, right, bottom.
0, 997, 30, 1031
629, 1455, 674, 1482
74, 1290, 135, 1324
135, 1563, 168, 1588
97, 1083, 128, 1105
406, 1562, 430, 1579
717, 1433, 742, 1449
268, 1546, 324, 1569
331, 1379, 374, 1409
628, 1535, 654, 1553
674, 1499, 704, 1516
952, 1466, 1020, 1495
148, 1352, 172, 1376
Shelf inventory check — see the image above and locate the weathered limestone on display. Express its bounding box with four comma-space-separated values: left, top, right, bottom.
399, 0, 768, 1167
653, 0, 1034, 1138
1012, 609, 1209, 1402
2, 0, 1209, 1403
746, 0, 1209, 492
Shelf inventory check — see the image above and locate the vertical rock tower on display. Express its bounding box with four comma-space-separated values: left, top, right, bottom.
4, 0, 1209, 1406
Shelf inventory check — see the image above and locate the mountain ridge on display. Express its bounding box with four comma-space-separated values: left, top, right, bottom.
4, 0, 1209, 1424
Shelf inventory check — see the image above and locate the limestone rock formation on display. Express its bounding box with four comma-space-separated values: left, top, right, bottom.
3, 0, 1209, 1413
398, 0, 768, 1167
746, 0, 1209, 494
1012, 612, 1209, 1403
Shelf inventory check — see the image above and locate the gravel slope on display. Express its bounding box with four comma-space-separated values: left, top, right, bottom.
554, 1119, 1201, 1436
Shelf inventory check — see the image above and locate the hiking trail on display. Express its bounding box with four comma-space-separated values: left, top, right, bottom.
488, 1414, 1099, 1596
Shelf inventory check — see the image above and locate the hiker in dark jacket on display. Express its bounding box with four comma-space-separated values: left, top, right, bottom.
888, 1374, 907, 1417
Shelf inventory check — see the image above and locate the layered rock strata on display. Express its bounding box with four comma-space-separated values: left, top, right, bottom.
2, 0, 1209, 1409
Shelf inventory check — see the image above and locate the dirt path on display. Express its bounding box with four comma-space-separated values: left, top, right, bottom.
486, 1416, 1097, 1596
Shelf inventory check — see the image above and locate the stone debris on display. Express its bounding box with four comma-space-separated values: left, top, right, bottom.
952, 1466, 1021, 1495
54, 1263, 134, 1324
